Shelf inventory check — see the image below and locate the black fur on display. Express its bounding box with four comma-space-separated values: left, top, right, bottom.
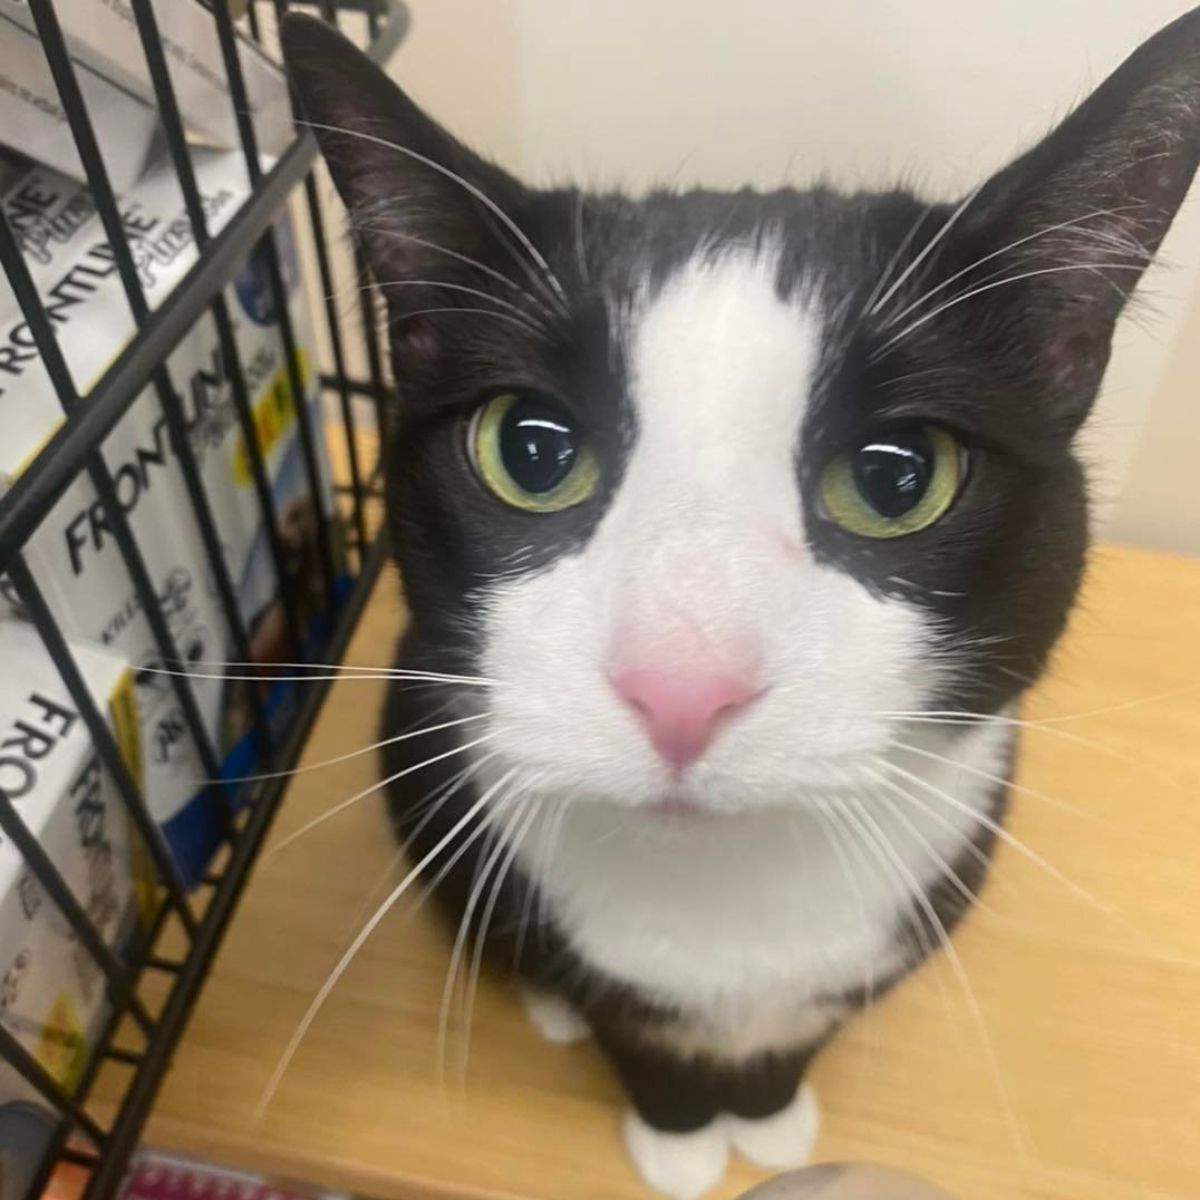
284, 9, 1200, 1132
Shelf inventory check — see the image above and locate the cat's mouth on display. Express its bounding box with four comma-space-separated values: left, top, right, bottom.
648, 789, 712, 819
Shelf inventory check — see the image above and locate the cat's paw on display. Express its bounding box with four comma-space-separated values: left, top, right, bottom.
622, 1112, 728, 1200
724, 1083, 820, 1170
520, 986, 590, 1045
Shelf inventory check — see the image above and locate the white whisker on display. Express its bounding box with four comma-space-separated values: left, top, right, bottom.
866, 761, 999, 884
264, 733, 495, 859
341, 757, 490, 942
393, 306, 547, 335
255, 767, 518, 1117
840, 794, 1031, 1164
867, 183, 985, 317
806, 802, 877, 1010
436, 779, 530, 1084
214, 712, 489, 785
460, 793, 544, 1082
862, 766, 999, 919
350, 278, 546, 333
348, 223, 555, 317
862, 200, 937, 315
157, 657, 492, 681
294, 119, 569, 309
879, 206, 1144, 329
885, 730, 1101, 823
876, 757, 1130, 928
136, 664, 494, 687
872, 262, 1143, 361
882, 708, 1189, 799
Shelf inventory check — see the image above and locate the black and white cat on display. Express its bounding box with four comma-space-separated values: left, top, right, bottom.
283, 11, 1200, 1198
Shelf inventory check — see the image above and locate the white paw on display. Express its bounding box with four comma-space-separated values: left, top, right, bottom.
520, 986, 590, 1045
724, 1083, 820, 1170
622, 1111, 728, 1200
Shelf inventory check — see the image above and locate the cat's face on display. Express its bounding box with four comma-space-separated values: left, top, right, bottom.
285, 12, 1200, 815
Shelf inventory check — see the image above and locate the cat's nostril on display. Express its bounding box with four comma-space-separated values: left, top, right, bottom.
612, 667, 759, 770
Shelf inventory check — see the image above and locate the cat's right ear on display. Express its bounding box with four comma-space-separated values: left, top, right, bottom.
281, 16, 530, 315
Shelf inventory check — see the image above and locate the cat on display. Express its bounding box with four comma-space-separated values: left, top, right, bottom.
283, 10, 1200, 1198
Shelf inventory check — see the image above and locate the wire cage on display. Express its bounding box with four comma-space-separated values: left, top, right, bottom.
0, 2, 407, 1197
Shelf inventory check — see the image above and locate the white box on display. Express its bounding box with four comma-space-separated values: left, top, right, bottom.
0, 621, 150, 1104
0, 151, 341, 886
0, 11, 158, 194
0, 0, 293, 165
0, 147, 252, 437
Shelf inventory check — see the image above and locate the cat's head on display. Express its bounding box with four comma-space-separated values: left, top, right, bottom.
285, 12, 1200, 815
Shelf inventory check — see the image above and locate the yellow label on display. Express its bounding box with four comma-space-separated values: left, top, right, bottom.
38, 993, 87, 1092
108, 668, 143, 792
108, 669, 160, 928
232, 347, 311, 486
9, 413, 67, 482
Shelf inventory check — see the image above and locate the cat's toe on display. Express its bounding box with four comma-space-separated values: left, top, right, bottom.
725, 1083, 820, 1169
622, 1111, 729, 1200
520, 986, 590, 1045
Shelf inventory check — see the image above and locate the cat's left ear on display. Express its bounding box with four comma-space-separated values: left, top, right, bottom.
281, 16, 537, 345
921, 7, 1200, 434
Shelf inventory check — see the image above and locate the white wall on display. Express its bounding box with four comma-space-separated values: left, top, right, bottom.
391, 0, 1200, 553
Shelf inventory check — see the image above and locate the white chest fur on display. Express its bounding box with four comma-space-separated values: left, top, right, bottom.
505, 722, 1012, 1062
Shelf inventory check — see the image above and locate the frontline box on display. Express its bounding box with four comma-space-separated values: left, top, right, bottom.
0, 0, 293, 166
0, 149, 341, 886
0, 11, 159, 194
0, 620, 150, 1115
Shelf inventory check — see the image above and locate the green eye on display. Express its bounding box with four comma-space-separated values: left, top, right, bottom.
469, 393, 599, 513
819, 425, 962, 538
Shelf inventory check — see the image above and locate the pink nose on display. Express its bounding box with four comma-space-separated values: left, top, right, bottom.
613, 667, 758, 769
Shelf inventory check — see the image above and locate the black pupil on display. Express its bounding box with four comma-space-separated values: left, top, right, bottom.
852, 428, 934, 519
499, 399, 579, 494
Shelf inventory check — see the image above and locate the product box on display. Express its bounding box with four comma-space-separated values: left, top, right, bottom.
0, 621, 151, 1120
0, 0, 293, 166
0, 11, 158, 195
119, 1150, 355, 1200
0, 150, 343, 886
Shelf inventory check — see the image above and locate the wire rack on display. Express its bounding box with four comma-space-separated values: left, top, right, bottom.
0, 2, 408, 1197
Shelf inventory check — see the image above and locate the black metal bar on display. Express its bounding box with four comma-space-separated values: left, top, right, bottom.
59, 1148, 102, 1169
103, 1048, 144, 1067
259, 233, 340, 601
213, 0, 340, 608
0, 1023, 106, 1146
304, 173, 368, 558
22, 891, 166, 1200
212, 0, 265, 185
0, 5, 409, 565
81, 535, 389, 1200
5, 556, 197, 934
0, 793, 155, 1034
22, 0, 233, 816
129, 0, 295, 717
318, 374, 390, 403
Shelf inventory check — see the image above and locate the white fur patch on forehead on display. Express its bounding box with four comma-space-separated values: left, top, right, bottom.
624, 247, 819, 490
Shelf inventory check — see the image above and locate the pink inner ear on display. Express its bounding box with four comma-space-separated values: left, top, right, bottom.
612, 666, 760, 769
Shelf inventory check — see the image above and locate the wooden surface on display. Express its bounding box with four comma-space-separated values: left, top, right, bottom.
115, 544, 1200, 1200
